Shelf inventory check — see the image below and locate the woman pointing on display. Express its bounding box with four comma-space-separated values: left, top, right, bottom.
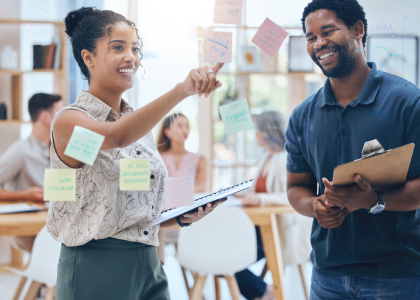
48, 7, 224, 300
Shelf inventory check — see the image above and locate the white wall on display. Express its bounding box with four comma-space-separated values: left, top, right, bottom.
360, 0, 420, 85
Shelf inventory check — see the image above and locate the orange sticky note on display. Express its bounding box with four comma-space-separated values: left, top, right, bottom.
252, 17, 289, 57
203, 31, 233, 63
164, 175, 194, 210
213, 0, 243, 25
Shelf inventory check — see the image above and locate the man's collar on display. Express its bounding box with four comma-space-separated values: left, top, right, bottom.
316, 62, 382, 107
74, 90, 133, 121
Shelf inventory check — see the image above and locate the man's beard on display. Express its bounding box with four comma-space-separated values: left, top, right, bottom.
312, 39, 358, 79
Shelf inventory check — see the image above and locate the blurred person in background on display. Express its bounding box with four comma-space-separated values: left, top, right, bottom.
158, 113, 207, 192
236, 111, 312, 300
0, 93, 63, 252
157, 113, 208, 263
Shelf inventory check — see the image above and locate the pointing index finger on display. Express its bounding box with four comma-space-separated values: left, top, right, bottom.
212, 63, 224, 74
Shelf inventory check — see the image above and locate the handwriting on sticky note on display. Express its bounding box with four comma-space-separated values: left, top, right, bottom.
164, 175, 194, 210
64, 126, 105, 166
120, 159, 150, 191
213, 0, 243, 25
251, 18, 289, 57
203, 31, 232, 63
44, 169, 76, 201
219, 99, 254, 136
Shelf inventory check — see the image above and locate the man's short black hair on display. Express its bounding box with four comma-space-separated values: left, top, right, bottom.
301, 0, 368, 49
28, 93, 62, 122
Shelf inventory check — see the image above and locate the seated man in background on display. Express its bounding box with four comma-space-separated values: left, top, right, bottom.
0, 93, 63, 252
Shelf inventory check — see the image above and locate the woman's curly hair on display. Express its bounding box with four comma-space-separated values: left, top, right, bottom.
301, 0, 368, 48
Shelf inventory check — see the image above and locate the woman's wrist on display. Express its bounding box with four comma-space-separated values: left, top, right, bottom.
178, 216, 191, 224
174, 83, 189, 102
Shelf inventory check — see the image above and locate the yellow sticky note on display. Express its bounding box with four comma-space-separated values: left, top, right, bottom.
44, 169, 76, 201
120, 159, 150, 191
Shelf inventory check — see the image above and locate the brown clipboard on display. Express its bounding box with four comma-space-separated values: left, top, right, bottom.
332, 143, 415, 191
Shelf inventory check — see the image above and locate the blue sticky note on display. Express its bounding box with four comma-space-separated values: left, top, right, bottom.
64, 126, 105, 166
219, 99, 254, 136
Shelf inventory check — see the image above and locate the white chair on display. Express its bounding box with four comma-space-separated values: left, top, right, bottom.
177, 207, 257, 300
5, 225, 61, 300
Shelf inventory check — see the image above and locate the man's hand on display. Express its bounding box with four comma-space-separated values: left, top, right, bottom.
314, 195, 349, 228
23, 187, 44, 202
322, 174, 378, 210
241, 193, 260, 206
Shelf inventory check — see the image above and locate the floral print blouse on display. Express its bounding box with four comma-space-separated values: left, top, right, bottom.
47, 90, 168, 247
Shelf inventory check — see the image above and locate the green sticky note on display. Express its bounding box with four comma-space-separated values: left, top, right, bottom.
219, 98, 254, 136
64, 126, 105, 166
119, 159, 150, 191
44, 169, 76, 201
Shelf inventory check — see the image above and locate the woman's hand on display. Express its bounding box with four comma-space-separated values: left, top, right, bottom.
181, 197, 227, 223
241, 194, 260, 206
180, 63, 224, 98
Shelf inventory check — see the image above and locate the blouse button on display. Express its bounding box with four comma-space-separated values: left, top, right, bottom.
144, 231, 148, 235
150, 174, 155, 179
137, 151, 141, 155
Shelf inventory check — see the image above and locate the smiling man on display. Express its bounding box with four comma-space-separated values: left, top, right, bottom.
285, 0, 420, 299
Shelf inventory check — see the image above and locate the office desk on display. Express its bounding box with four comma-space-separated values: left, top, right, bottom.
0, 201, 48, 271
241, 205, 296, 300
0, 202, 296, 300
0, 201, 48, 237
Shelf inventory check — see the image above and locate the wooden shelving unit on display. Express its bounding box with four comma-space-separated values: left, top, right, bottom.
0, 19, 67, 125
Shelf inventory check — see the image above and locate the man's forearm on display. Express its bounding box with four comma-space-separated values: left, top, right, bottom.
384, 178, 420, 211
287, 186, 317, 218
0, 189, 25, 201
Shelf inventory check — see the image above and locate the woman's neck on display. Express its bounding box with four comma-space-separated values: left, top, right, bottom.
167, 141, 188, 155
87, 82, 124, 116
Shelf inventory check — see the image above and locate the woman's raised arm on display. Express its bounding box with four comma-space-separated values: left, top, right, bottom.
53, 63, 224, 168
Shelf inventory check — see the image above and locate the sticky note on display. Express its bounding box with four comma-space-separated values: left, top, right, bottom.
44, 169, 76, 201
203, 31, 232, 63
164, 175, 194, 210
219, 98, 254, 136
214, 0, 243, 25
64, 126, 105, 166
251, 17, 289, 57
119, 159, 150, 191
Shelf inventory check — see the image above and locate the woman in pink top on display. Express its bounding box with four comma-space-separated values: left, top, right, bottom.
157, 113, 208, 263
157, 113, 207, 192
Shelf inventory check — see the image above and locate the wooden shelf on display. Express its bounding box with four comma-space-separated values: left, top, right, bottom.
0, 70, 23, 75
33, 68, 64, 74
0, 69, 64, 75
0, 19, 64, 26
0, 18, 67, 127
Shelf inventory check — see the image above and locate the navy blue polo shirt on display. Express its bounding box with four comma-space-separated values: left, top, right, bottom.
285, 62, 420, 277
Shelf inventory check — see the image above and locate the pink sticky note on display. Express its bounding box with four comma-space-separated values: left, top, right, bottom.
213, 0, 243, 25
164, 175, 194, 210
203, 31, 233, 63
251, 18, 289, 57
